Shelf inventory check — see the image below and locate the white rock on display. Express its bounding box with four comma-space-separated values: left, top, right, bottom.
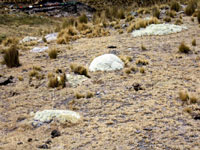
45, 33, 58, 42
20, 36, 38, 43
132, 24, 187, 37
31, 46, 48, 53
34, 110, 81, 124
89, 54, 124, 71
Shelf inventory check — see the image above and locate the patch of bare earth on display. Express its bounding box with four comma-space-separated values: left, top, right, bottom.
0, 16, 200, 149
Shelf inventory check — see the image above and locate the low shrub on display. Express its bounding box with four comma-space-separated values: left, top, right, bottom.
185, 0, 197, 16
178, 42, 191, 54
170, 1, 181, 12
48, 49, 58, 59
3, 45, 20, 68
152, 6, 160, 18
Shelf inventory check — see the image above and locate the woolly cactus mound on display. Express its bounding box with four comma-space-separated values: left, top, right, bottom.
33, 110, 81, 124
132, 24, 188, 37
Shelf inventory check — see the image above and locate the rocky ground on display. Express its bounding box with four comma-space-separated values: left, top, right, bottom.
0, 3, 200, 150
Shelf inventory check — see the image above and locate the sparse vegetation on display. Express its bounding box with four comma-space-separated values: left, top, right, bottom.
75, 92, 85, 99
136, 59, 149, 66
33, 66, 42, 71
166, 10, 176, 18
192, 39, 196, 46
48, 49, 58, 59
179, 91, 189, 105
120, 55, 132, 67
189, 95, 198, 104
124, 68, 132, 74
183, 107, 192, 114
141, 44, 147, 51
170, 1, 181, 12
178, 42, 191, 54
0, 34, 6, 44
175, 19, 183, 25
185, 0, 197, 16
0, 14, 53, 26
18, 76, 24, 81
152, 6, 160, 18
164, 16, 171, 22
2, 45, 20, 68
48, 73, 66, 88
79, 14, 88, 24
127, 17, 159, 32
86, 92, 94, 98
197, 11, 200, 23
29, 70, 39, 77
48, 76, 59, 88
70, 64, 90, 78
139, 67, 145, 73
2, 37, 19, 47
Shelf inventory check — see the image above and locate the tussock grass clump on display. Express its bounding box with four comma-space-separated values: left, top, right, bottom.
183, 107, 192, 114
48, 76, 59, 88
141, 44, 147, 51
79, 14, 88, 24
164, 16, 171, 22
70, 64, 90, 78
136, 59, 149, 66
62, 17, 76, 29
117, 8, 125, 19
178, 42, 191, 53
127, 17, 159, 32
185, 0, 197, 16
139, 67, 145, 74
57, 73, 66, 88
33, 66, 42, 71
125, 15, 134, 22
75, 92, 85, 99
3, 45, 20, 68
75, 91, 94, 99
0, 34, 6, 44
120, 55, 132, 67
192, 39, 196, 46
29, 70, 38, 77
105, 7, 125, 20
197, 11, 200, 23
170, 1, 181, 12
179, 91, 189, 105
175, 19, 183, 25
48, 73, 66, 88
2, 37, 18, 47
18, 76, 24, 81
189, 95, 198, 104
166, 10, 176, 18
48, 49, 58, 59
86, 92, 94, 98
124, 68, 132, 74
152, 6, 160, 18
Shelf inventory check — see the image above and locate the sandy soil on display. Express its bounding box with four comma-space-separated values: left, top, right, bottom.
0, 16, 200, 150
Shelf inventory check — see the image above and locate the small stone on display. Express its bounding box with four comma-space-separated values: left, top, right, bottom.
107, 45, 117, 49
194, 115, 200, 120
45, 139, 52, 144
37, 144, 49, 149
17, 142, 23, 145
27, 138, 32, 142
51, 129, 61, 138
132, 83, 143, 91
